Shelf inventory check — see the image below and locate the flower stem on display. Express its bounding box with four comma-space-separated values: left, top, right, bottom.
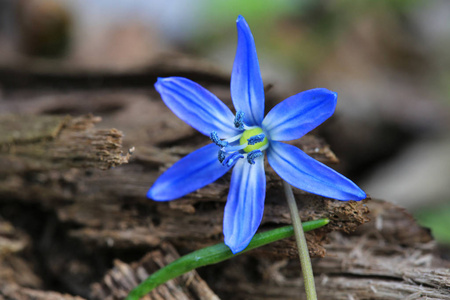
282, 180, 318, 300
126, 218, 329, 300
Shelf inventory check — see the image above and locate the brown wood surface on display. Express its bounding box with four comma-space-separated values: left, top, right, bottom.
0, 55, 448, 299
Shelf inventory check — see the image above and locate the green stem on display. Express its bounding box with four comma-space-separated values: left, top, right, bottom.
282, 180, 318, 300
126, 218, 329, 300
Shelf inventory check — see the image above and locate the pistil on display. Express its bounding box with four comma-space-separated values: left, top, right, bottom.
239, 127, 268, 153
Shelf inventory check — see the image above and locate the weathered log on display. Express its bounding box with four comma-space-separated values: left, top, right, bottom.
0, 114, 131, 299
0, 95, 365, 257
0, 88, 369, 298
0, 54, 448, 299
201, 200, 450, 300
0, 114, 130, 172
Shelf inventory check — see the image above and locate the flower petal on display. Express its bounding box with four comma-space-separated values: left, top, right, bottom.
230, 15, 265, 126
147, 144, 231, 201
262, 88, 337, 141
155, 77, 239, 137
223, 155, 266, 254
267, 141, 366, 200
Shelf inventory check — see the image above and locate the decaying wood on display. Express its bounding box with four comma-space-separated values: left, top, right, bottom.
0, 91, 365, 257
91, 243, 219, 300
92, 200, 449, 300
205, 200, 450, 300
0, 114, 130, 172
0, 113, 131, 299
0, 54, 448, 299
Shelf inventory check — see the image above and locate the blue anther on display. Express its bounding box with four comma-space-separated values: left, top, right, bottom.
210, 131, 228, 147
223, 152, 243, 167
218, 150, 226, 163
247, 134, 265, 145
247, 150, 263, 164
234, 111, 245, 130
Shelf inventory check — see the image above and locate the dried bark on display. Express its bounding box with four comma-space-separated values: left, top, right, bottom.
0, 84, 365, 257
208, 200, 450, 300
0, 54, 448, 299
0, 114, 130, 172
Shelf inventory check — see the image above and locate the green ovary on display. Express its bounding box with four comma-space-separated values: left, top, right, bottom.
239, 127, 268, 153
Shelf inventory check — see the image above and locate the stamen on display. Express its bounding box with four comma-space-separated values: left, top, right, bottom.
224, 133, 243, 143
210, 131, 228, 147
223, 152, 243, 167
224, 143, 248, 153
243, 124, 258, 130
234, 111, 245, 130
218, 150, 226, 163
247, 134, 265, 145
246, 150, 263, 164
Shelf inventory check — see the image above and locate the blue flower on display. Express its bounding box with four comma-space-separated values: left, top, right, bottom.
147, 15, 366, 254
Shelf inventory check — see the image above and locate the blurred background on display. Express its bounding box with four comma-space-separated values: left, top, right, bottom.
0, 0, 449, 245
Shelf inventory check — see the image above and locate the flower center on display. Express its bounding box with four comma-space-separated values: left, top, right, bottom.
210, 111, 269, 167
239, 127, 268, 152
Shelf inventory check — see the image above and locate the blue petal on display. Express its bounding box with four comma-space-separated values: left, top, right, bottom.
230, 15, 265, 127
262, 88, 337, 141
147, 144, 231, 201
155, 77, 239, 137
267, 141, 366, 200
223, 155, 266, 254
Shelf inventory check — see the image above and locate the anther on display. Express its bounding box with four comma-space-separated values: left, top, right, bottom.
247, 150, 263, 164
234, 111, 245, 130
218, 150, 226, 163
247, 134, 265, 145
223, 152, 243, 167
210, 131, 228, 147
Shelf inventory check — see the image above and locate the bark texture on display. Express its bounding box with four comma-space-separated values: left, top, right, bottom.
0, 54, 448, 299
